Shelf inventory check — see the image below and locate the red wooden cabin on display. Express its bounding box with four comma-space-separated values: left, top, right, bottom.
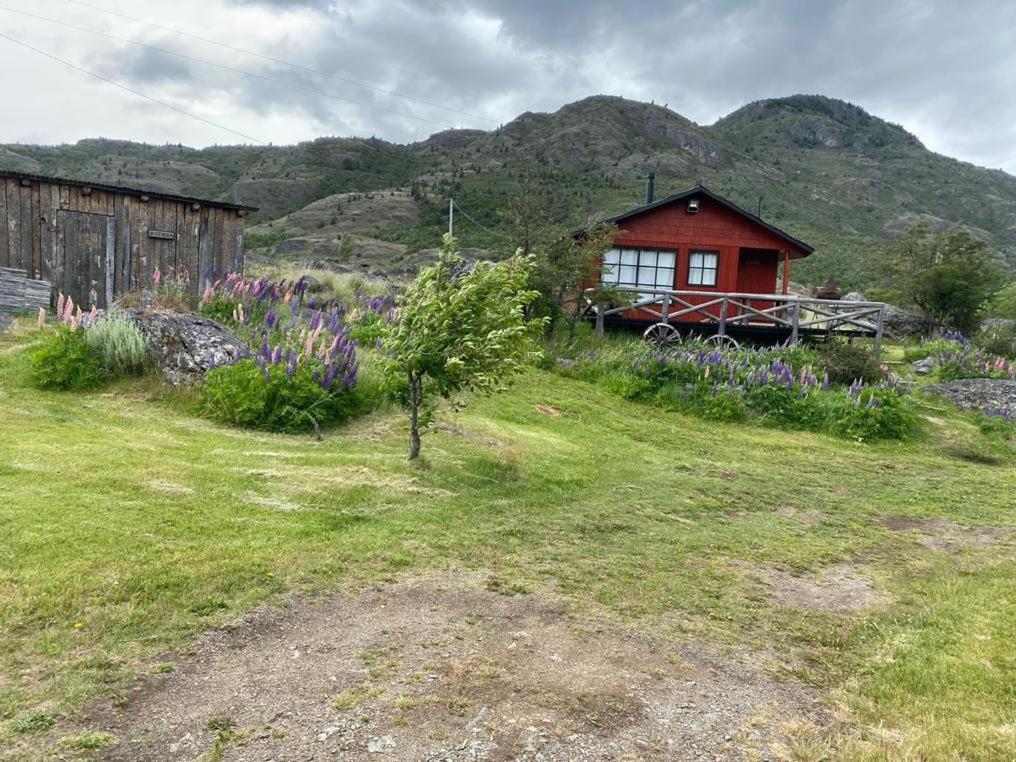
595, 181, 813, 327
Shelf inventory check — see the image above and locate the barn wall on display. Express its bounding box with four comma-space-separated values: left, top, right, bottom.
0, 176, 246, 308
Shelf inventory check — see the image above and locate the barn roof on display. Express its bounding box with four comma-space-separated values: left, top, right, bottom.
604, 184, 814, 255
0, 170, 258, 213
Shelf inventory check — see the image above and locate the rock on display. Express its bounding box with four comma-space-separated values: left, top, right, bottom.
127, 310, 246, 385
298, 274, 324, 293
367, 734, 395, 753
841, 291, 866, 302
924, 379, 1016, 416
881, 304, 933, 340
912, 358, 936, 375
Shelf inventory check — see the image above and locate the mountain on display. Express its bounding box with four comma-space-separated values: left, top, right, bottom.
3, 95, 1015, 289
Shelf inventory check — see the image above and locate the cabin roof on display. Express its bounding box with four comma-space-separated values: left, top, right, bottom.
0, 170, 258, 213
604, 184, 814, 255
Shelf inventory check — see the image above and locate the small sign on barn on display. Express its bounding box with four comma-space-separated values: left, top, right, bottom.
147, 229, 177, 241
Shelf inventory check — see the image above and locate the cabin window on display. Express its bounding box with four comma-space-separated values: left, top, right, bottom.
601, 248, 676, 297
687, 250, 719, 287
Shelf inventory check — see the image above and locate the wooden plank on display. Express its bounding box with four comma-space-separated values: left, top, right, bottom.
197, 208, 211, 288
19, 183, 33, 276
0, 179, 7, 269
129, 197, 145, 291
113, 195, 129, 297
6, 179, 21, 270
104, 215, 115, 308
31, 182, 42, 279
59, 210, 78, 304
39, 184, 58, 282
180, 203, 200, 295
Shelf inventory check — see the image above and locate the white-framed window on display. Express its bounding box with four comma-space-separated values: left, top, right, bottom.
601, 248, 676, 298
688, 250, 719, 287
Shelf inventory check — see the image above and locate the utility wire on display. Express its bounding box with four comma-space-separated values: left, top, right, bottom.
0, 30, 266, 144
0, 5, 455, 129
64, 0, 497, 125
451, 200, 512, 241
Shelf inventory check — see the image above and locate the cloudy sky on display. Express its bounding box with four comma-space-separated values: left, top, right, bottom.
0, 0, 1014, 172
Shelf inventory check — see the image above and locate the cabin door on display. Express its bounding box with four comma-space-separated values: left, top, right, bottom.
735, 249, 778, 322
55, 210, 115, 309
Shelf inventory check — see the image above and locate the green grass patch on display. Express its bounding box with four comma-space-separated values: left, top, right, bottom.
0, 323, 1013, 758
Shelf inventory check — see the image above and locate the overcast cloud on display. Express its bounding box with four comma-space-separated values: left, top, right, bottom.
0, 0, 1013, 173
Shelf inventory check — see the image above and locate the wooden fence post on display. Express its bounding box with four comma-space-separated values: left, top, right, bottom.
595, 303, 605, 339
790, 300, 800, 343
873, 306, 884, 361
718, 295, 728, 337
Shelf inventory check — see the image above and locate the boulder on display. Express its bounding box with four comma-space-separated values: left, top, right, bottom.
841, 291, 866, 302
882, 304, 933, 340
127, 310, 246, 385
912, 357, 936, 375
924, 379, 1016, 417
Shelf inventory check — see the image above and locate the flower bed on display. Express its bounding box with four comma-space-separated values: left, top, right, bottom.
559, 338, 914, 441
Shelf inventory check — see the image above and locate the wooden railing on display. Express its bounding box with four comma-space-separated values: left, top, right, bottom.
587, 287, 886, 356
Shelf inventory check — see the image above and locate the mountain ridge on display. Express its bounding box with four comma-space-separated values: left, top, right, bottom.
2, 94, 1013, 289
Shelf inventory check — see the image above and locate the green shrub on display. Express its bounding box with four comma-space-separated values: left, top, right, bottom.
198, 296, 242, 325
198, 358, 365, 433
30, 326, 106, 391
977, 412, 1015, 440
85, 312, 149, 376
814, 340, 885, 384
975, 323, 1016, 360
827, 387, 914, 441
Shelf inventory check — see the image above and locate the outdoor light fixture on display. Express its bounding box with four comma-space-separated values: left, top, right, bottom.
687, 198, 700, 213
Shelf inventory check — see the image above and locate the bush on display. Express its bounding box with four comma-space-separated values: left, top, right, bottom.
30, 326, 107, 390
975, 322, 1016, 360
977, 410, 1015, 440
550, 335, 914, 441
198, 358, 362, 433
85, 312, 149, 376
827, 387, 914, 441
814, 340, 885, 384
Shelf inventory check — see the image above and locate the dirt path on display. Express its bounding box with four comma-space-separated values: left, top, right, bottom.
76, 573, 822, 760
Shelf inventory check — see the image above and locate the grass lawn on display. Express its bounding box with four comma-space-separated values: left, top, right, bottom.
0, 324, 1013, 759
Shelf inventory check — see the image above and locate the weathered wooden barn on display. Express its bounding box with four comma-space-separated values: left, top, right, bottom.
0, 171, 255, 308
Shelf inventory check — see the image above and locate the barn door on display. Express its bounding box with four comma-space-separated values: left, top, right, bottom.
56, 210, 115, 309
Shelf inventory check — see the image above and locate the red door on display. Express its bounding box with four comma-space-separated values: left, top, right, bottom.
735, 249, 778, 324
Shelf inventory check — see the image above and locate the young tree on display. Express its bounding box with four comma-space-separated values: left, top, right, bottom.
883, 223, 1002, 335
532, 222, 625, 341
379, 235, 545, 459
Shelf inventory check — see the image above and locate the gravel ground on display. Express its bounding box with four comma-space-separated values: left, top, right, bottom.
70, 573, 825, 761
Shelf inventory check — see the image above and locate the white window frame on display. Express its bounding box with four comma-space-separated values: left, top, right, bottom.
601, 248, 676, 298
687, 250, 719, 287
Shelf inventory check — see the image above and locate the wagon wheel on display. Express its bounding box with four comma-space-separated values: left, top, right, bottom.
703, 334, 741, 350
643, 322, 681, 346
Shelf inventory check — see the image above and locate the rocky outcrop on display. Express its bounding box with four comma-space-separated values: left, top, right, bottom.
841, 291, 932, 339
127, 310, 246, 385
924, 379, 1016, 416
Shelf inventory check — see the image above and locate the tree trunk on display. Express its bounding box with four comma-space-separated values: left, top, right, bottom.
408, 371, 422, 460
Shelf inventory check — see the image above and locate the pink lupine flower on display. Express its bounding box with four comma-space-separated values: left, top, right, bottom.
88, 306, 97, 327
56, 293, 65, 318
202, 286, 214, 303
37, 307, 46, 328
153, 267, 162, 286
63, 297, 75, 323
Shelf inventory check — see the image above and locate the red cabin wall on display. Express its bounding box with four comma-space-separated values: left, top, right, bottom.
603, 195, 804, 323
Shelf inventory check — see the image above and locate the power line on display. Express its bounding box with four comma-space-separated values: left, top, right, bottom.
0, 5, 455, 129
0, 30, 266, 144
451, 199, 512, 241
63, 0, 498, 125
